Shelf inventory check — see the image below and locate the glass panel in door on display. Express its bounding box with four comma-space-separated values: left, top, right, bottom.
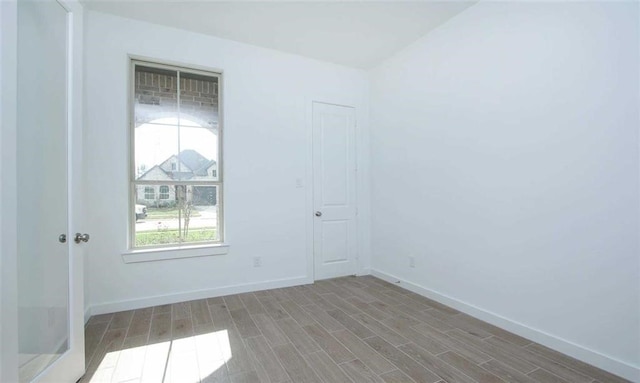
16, 0, 70, 381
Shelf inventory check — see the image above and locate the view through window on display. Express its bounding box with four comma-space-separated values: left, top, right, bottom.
132, 61, 222, 248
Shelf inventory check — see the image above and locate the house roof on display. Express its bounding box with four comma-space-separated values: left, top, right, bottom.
178, 149, 211, 173
137, 149, 216, 181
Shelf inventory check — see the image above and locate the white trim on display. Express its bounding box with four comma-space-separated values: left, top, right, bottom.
1, 1, 19, 381
356, 268, 371, 277
121, 243, 229, 263
371, 269, 640, 382
308, 98, 365, 280
88, 275, 312, 316
127, 57, 225, 251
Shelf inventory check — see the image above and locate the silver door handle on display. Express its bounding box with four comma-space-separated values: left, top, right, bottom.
58, 234, 67, 243
315, 211, 322, 217
74, 233, 90, 244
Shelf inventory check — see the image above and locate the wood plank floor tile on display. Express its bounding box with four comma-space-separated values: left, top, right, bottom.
339, 359, 386, 383
437, 351, 506, 383
238, 292, 266, 315
209, 301, 235, 330
526, 343, 630, 383
382, 317, 449, 355
327, 309, 375, 339
245, 336, 290, 383
397, 305, 456, 332
171, 302, 191, 320
365, 336, 441, 383
223, 328, 256, 375
351, 312, 409, 346
447, 330, 537, 374
108, 310, 134, 330
301, 304, 346, 332
257, 296, 291, 320
82, 276, 629, 383
528, 368, 571, 383
332, 329, 396, 375
479, 359, 538, 383
322, 293, 362, 315
126, 308, 152, 339
277, 317, 321, 355
148, 312, 172, 343
223, 295, 246, 311
380, 369, 418, 383
305, 350, 355, 383
273, 343, 322, 383
229, 370, 262, 383
152, 304, 171, 314
229, 307, 261, 338
411, 323, 492, 364
302, 323, 356, 364
484, 336, 592, 383
190, 299, 213, 327
345, 296, 393, 322
85, 321, 109, 365
396, 342, 475, 383
251, 312, 289, 347
279, 299, 316, 326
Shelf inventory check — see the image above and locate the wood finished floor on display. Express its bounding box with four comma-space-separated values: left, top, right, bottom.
81, 276, 630, 383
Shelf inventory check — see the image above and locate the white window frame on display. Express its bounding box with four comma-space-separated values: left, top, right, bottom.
159, 185, 170, 200
127, 58, 225, 255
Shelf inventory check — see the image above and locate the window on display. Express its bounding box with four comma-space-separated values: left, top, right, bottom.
159, 185, 170, 200
131, 60, 223, 248
144, 186, 155, 200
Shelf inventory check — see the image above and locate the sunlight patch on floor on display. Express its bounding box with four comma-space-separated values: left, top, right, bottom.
90, 329, 231, 383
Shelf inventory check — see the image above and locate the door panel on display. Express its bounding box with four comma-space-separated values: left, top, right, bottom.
16, 0, 85, 381
313, 102, 357, 280
321, 220, 349, 263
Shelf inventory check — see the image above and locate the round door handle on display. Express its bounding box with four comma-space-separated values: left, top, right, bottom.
58, 234, 67, 243
315, 211, 322, 217
74, 233, 90, 244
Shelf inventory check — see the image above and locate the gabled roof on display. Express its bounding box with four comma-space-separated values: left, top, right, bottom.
178, 150, 211, 173
136, 164, 171, 181
138, 150, 216, 181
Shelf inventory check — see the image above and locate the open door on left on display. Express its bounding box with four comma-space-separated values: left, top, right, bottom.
16, 0, 85, 382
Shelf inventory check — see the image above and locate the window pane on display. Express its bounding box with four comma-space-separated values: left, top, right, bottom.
176, 126, 219, 180
134, 184, 220, 246
134, 66, 178, 127
135, 124, 179, 181
179, 72, 219, 129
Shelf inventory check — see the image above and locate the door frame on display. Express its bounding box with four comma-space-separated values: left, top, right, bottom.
1, 0, 85, 381
305, 97, 368, 282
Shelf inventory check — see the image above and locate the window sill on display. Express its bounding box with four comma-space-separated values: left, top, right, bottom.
121, 243, 229, 263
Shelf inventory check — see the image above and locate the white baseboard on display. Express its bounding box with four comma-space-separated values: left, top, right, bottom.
371, 269, 640, 383
357, 268, 371, 276
88, 275, 313, 316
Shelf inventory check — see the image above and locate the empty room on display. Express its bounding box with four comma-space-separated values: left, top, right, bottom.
1, 0, 638, 382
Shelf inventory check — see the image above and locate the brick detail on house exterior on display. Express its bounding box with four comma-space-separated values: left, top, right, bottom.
134, 67, 219, 129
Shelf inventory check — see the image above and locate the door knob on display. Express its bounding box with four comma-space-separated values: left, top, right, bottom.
74, 233, 90, 244
58, 234, 66, 243
315, 211, 322, 217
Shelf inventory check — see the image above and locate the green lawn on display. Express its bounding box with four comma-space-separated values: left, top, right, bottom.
145, 207, 201, 219
135, 228, 217, 247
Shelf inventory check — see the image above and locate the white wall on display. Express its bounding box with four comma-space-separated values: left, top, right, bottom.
1, 1, 19, 381
84, 11, 370, 314
370, 2, 639, 381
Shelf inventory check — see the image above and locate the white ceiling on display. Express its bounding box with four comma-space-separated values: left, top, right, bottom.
82, 1, 476, 69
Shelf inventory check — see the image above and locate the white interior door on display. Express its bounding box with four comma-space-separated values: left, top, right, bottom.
16, 0, 85, 381
312, 102, 357, 280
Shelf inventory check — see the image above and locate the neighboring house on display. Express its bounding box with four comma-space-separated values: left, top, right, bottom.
136, 149, 218, 207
